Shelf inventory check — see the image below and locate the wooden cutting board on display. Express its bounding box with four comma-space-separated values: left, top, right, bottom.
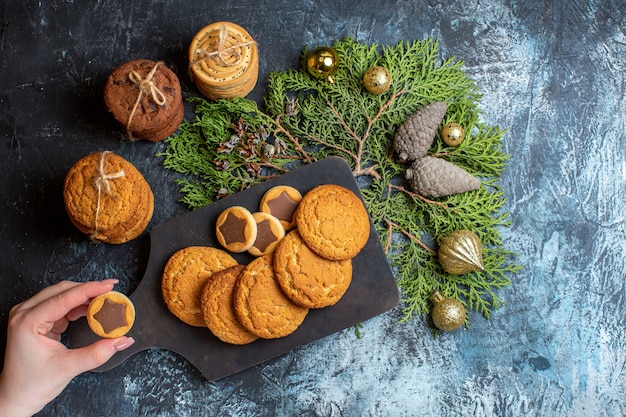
68, 156, 399, 381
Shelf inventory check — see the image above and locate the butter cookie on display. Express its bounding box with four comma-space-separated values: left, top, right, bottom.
295, 184, 370, 260
162, 246, 238, 327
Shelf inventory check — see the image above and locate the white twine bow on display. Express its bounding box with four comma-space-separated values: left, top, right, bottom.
126, 61, 167, 140
91, 151, 125, 241
192, 24, 256, 68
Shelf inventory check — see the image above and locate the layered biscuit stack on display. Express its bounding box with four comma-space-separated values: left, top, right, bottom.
104, 59, 184, 142
63, 151, 154, 244
188, 22, 259, 100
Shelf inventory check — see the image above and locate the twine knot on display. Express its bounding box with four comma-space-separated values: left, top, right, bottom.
191, 24, 256, 68
128, 65, 167, 106
91, 151, 125, 241
126, 61, 167, 140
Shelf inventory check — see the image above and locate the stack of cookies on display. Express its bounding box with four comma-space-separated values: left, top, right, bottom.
188, 21, 259, 100
63, 151, 154, 244
104, 59, 184, 142
161, 184, 371, 345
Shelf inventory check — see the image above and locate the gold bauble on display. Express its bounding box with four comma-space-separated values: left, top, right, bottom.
362, 66, 391, 94
430, 291, 467, 331
441, 122, 465, 146
438, 230, 485, 275
306, 46, 339, 83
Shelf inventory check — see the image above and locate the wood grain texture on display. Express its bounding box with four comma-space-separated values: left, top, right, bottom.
0, 0, 624, 416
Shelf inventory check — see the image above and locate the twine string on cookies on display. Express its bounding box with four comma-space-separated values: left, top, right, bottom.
126, 61, 167, 140
91, 151, 126, 241
191, 23, 256, 68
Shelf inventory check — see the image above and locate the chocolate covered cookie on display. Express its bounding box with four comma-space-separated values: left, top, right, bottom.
259, 185, 302, 230
215, 206, 257, 253
87, 291, 135, 338
247, 212, 285, 257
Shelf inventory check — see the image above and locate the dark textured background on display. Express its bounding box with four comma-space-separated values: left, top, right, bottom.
1, 1, 625, 416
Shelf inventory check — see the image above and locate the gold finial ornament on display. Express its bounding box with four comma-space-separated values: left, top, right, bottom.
438, 230, 485, 275
305, 46, 339, 83
430, 291, 467, 331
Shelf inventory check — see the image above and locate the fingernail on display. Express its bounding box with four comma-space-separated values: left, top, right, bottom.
114, 337, 135, 352
101, 279, 120, 285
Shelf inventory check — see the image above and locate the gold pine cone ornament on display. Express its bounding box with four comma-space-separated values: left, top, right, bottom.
438, 230, 485, 275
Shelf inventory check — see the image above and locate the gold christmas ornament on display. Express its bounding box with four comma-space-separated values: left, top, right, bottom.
441, 122, 465, 146
438, 230, 485, 275
430, 291, 467, 331
305, 46, 339, 83
362, 65, 391, 94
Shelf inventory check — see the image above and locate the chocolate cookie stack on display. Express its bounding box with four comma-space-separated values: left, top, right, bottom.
104, 59, 184, 142
188, 21, 259, 100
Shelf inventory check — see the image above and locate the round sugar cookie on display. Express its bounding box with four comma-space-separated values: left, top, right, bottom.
215, 206, 257, 253
247, 212, 285, 257
274, 230, 352, 309
162, 246, 238, 327
259, 185, 302, 230
295, 184, 370, 261
87, 291, 135, 338
201, 264, 258, 345
233, 255, 309, 339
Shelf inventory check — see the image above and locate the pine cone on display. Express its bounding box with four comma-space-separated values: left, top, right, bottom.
405, 157, 481, 198
393, 101, 447, 162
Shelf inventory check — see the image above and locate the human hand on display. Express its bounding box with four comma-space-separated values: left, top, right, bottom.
0, 280, 135, 417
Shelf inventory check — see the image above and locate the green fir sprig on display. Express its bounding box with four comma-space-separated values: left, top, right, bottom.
159, 37, 522, 326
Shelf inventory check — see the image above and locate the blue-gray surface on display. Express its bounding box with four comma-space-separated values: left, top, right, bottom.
0, 1, 624, 416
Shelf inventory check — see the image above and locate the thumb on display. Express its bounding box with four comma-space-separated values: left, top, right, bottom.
64, 337, 135, 376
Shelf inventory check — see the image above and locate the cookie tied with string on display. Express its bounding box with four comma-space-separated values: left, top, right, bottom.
104, 59, 184, 142
63, 151, 154, 244
188, 22, 259, 100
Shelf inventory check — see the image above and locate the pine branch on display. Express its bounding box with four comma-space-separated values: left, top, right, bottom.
159, 37, 522, 327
